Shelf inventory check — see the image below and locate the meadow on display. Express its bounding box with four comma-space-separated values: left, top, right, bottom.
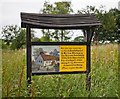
1, 44, 119, 98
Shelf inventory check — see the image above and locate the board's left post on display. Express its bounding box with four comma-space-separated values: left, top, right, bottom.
26, 25, 32, 96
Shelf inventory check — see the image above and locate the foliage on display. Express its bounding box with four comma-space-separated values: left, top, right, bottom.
115, 9, 120, 42
0, 39, 8, 49
1, 25, 36, 50
96, 8, 118, 43
39, 35, 53, 42
1, 25, 25, 50
11, 29, 26, 50
40, 1, 73, 42
41, 1, 73, 14
2, 44, 119, 97
32, 37, 40, 42
74, 36, 84, 42
2, 25, 20, 46
78, 6, 119, 44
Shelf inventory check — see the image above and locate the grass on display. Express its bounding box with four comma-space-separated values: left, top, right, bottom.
1, 44, 119, 97
0, 48, 2, 99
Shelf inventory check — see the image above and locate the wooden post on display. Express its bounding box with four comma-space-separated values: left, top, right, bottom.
86, 29, 91, 91
61, 30, 64, 42
83, 30, 87, 42
26, 25, 32, 95
86, 28, 94, 91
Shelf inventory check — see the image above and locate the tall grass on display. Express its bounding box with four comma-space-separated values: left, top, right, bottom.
2, 49, 27, 97
0, 48, 2, 98
2, 44, 119, 97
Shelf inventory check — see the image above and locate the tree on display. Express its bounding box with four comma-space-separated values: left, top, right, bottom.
0, 39, 8, 49
39, 35, 53, 42
78, 6, 118, 44
78, 6, 98, 43
41, 1, 73, 14
111, 8, 120, 42
11, 29, 26, 50
2, 25, 20, 45
117, 14, 120, 43
2, 25, 36, 50
40, 1, 73, 42
74, 36, 84, 42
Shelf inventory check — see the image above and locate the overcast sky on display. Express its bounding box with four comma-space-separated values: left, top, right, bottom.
0, 0, 120, 38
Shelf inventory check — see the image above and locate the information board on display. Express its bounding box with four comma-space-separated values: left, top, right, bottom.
32, 45, 86, 73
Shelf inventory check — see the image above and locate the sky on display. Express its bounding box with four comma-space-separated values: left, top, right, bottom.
0, 0, 120, 39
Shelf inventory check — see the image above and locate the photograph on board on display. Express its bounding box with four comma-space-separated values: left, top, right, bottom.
32, 46, 60, 72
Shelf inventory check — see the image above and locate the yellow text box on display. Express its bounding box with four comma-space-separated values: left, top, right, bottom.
60, 45, 86, 72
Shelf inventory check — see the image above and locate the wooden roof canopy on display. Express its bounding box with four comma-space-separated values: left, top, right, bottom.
21, 12, 101, 29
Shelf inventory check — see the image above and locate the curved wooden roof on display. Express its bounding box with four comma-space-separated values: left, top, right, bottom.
21, 12, 101, 29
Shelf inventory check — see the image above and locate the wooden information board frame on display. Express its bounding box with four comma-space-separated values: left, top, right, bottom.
32, 42, 87, 75
21, 13, 101, 91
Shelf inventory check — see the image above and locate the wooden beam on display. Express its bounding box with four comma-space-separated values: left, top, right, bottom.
86, 29, 91, 91
26, 26, 32, 86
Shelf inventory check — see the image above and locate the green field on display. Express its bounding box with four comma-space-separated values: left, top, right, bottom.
1, 44, 119, 97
